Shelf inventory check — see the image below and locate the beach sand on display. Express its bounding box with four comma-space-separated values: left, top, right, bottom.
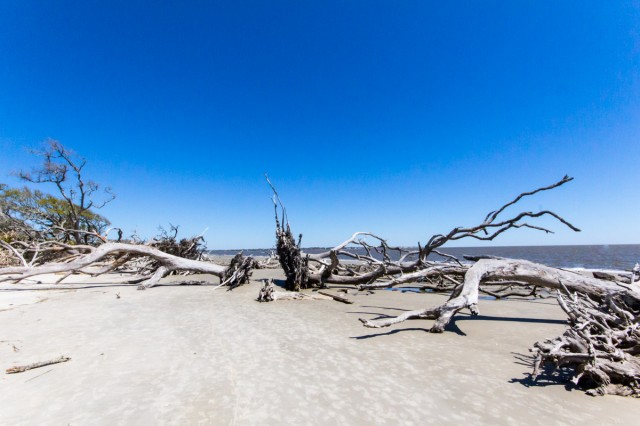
1, 267, 639, 425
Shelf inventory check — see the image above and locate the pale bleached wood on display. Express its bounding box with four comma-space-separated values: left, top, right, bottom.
6, 355, 71, 374
256, 279, 331, 302
360, 258, 639, 332
358, 257, 640, 396
0, 243, 252, 290
268, 176, 580, 291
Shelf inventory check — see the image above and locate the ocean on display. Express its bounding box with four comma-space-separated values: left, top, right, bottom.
209, 244, 640, 271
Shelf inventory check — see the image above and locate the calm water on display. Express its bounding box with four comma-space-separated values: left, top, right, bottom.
209, 244, 640, 271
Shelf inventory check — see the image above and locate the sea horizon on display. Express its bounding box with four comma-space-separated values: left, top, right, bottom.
208, 243, 640, 271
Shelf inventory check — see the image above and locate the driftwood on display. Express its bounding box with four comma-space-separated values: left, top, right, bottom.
0, 211, 256, 290
359, 258, 640, 396
532, 288, 640, 397
266, 174, 640, 396
266, 176, 309, 291
0, 242, 253, 290
257, 279, 331, 302
6, 355, 71, 374
256, 280, 353, 303
359, 258, 638, 331
254, 251, 280, 269
268, 175, 580, 295
317, 290, 354, 304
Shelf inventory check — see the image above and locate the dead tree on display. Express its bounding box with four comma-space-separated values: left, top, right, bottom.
268, 175, 579, 294
131, 224, 207, 278
266, 175, 309, 291
0, 241, 253, 290
532, 286, 640, 397
359, 258, 636, 331
360, 257, 640, 396
257, 279, 331, 301
532, 288, 640, 397
267, 175, 640, 396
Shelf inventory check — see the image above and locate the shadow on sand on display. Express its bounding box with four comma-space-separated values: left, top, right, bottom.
509, 352, 579, 391
349, 309, 566, 339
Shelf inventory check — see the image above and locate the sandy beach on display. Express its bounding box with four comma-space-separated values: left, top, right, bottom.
1, 267, 639, 425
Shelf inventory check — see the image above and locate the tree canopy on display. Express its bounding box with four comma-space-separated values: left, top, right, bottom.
0, 183, 110, 243
1, 140, 114, 244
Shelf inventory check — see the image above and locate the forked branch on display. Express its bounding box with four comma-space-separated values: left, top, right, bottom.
268, 176, 579, 290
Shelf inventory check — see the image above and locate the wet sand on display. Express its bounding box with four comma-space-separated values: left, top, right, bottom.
1, 268, 639, 425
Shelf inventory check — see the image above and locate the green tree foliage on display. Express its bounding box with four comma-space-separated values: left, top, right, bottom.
1, 140, 114, 244
0, 184, 110, 243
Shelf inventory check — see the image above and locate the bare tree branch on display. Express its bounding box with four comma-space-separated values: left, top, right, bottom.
267, 176, 580, 290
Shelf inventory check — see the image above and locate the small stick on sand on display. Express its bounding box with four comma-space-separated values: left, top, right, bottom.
317, 291, 354, 304
6, 355, 71, 374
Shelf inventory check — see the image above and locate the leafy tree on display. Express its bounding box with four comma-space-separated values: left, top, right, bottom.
1, 140, 114, 244
0, 184, 111, 243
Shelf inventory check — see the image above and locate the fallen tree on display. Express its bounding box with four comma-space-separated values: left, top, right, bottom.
257, 279, 332, 302
266, 175, 640, 396
268, 175, 580, 293
534, 285, 640, 397
0, 239, 253, 290
1, 141, 256, 289
359, 258, 637, 331
360, 258, 640, 396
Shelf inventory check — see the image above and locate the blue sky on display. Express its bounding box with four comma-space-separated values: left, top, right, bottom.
1, 1, 639, 249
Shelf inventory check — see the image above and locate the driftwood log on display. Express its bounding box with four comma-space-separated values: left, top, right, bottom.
359, 258, 640, 396
268, 175, 580, 294
257, 279, 330, 302
266, 175, 640, 396
6, 355, 71, 374
533, 289, 640, 397
0, 242, 253, 290
359, 259, 638, 331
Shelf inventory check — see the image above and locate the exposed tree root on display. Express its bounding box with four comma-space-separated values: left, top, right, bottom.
532, 288, 640, 397
222, 252, 254, 289
275, 219, 309, 291
267, 175, 580, 292
266, 175, 309, 291
359, 257, 640, 396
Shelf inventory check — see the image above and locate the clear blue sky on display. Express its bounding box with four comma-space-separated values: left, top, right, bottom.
1, 1, 639, 249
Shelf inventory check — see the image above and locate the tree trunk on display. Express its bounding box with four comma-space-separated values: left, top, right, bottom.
360, 258, 639, 332
359, 258, 640, 396
0, 242, 253, 290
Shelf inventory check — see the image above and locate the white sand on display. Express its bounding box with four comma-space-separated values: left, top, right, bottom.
1, 268, 639, 425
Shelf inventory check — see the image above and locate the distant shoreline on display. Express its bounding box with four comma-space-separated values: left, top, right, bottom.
209, 243, 640, 252
208, 244, 640, 271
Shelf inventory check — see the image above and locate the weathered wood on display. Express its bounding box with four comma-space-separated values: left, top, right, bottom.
257, 279, 330, 302
357, 265, 467, 290
268, 176, 580, 291
360, 258, 639, 332
266, 175, 310, 291
275, 222, 309, 291
317, 290, 354, 304
532, 288, 640, 397
6, 355, 71, 374
0, 243, 253, 290
358, 257, 640, 396
222, 252, 254, 289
